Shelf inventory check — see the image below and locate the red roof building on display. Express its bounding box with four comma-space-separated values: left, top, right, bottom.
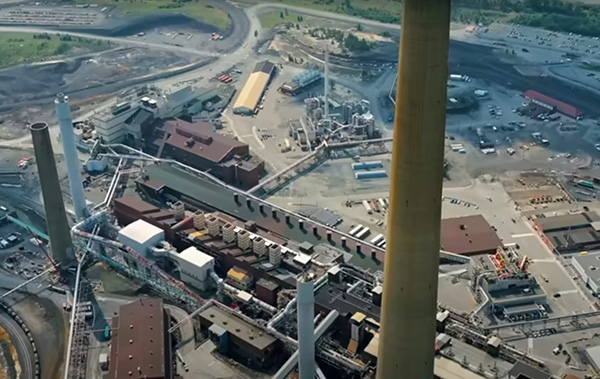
440, 215, 502, 256
524, 90, 584, 118
108, 298, 173, 379
157, 119, 263, 189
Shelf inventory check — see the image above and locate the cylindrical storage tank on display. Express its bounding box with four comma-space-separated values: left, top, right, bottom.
253, 236, 266, 256
355, 170, 388, 180
207, 216, 220, 236
172, 201, 185, 221
193, 211, 206, 229
222, 223, 236, 243
269, 244, 282, 265
237, 230, 251, 251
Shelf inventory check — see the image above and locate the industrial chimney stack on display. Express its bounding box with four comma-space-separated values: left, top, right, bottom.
55, 93, 88, 220
296, 274, 315, 379
30, 122, 74, 267
376, 0, 451, 378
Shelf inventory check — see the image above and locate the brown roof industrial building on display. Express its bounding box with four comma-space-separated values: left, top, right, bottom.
156, 119, 264, 189
232, 61, 275, 115
533, 211, 600, 253
440, 215, 503, 256
107, 298, 173, 379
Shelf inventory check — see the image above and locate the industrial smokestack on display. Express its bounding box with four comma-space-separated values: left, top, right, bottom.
297, 274, 315, 379
30, 122, 74, 267
376, 0, 450, 378
55, 93, 88, 220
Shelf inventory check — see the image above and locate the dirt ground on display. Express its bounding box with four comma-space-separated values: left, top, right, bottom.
11, 296, 67, 379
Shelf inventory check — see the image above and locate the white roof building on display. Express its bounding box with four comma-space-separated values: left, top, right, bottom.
117, 219, 164, 256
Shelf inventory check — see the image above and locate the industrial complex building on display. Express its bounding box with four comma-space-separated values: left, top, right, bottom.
156, 119, 263, 188
524, 90, 584, 119
533, 211, 600, 253
572, 251, 600, 296
233, 60, 276, 115
440, 215, 503, 256
108, 298, 173, 379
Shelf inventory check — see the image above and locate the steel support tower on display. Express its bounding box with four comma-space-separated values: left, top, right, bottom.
376, 0, 451, 378
30, 122, 74, 266
55, 93, 88, 220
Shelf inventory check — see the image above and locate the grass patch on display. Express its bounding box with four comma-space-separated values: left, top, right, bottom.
73, 0, 230, 30
259, 10, 305, 29
0, 32, 113, 69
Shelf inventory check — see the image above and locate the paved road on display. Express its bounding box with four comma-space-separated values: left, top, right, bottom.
0, 309, 34, 379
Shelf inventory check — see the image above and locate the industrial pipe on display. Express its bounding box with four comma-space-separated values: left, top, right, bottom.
297, 275, 315, 379
376, 0, 451, 378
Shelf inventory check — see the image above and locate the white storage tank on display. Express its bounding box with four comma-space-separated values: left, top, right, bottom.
170, 246, 214, 290
237, 230, 251, 251
206, 216, 220, 236
193, 211, 206, 229
269, 244, 282, 265
253, 236, 266, 256
117, 219, 164, 256
222, 223, 236, 243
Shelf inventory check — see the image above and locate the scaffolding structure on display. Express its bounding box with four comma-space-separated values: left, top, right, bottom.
66, 278, 92, 379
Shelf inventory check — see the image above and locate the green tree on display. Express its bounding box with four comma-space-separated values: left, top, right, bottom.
345, 0, 351, 9
254, 30, 258, 37
280, 11, 284, 19
357, 23, 363, 31
284, 8, 289, 16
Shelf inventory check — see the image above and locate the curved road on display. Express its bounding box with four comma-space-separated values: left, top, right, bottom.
0, 309, 34, 379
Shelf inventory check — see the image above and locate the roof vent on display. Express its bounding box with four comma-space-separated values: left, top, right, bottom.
249, 335, 254, 340
137, 367, 141, 373
128, 372, 132, 376
185, 137, 195, 147
223, 321, 228, 325
129, 355, 133, 360
210, 314, 214, 318
129, 324, 133, 329
235, 328, 241, 332
460, 224, 466, 230
129, 339, 133, 344
150, 351, 153, 355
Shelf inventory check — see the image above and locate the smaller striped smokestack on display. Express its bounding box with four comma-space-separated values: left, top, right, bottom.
55, 93, 88, 220
30, 122, 74, 267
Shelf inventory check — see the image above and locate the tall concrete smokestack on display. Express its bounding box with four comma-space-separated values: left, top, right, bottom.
30, 122, 74, 266
376, 0, 450, 378
296, 275, 315, 379
55, 93, 88, 220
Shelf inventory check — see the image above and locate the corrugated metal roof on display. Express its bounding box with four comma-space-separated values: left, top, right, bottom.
507, 361, 552, 379
536, 212, 600, 232
108, 298, 168, 379
233, 71, 270, 112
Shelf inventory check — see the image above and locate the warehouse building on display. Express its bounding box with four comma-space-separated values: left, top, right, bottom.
233, 61, 276, 115
572, 251, 600, 295
118, 219, 165, 256
157, 119, 263, 189
108, 298, 173, 379
170, 246, 215, 290
524, 90, 584, 119
533, 211, 600, 253
440, 215, 503, 256
199, 304, 282, 369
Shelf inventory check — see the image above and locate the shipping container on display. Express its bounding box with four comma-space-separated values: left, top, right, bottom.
371, 200, 380, 213
362, 200, 372, 214
355, 170, 388, 180
378, 198, 387, 210
370, 234, 385, 245
355, 227, 371, 240
351, 161, 383, 170
349, 224, 364, 236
